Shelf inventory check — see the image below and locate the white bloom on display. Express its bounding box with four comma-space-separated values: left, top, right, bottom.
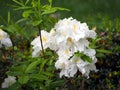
56, 44, 75, 60
31, 30, 51, 57
31, 17, 98, 78
55, 57, 70, 78
49, 29, 59, 51
81, 63, 98, 78
83, 48, 96, 57
54, 17, 96, 42
1, 38, 13, 47
0, 29, 12, 48
70, 55, 97, 78
75, 39, 90, 52
69, 55, 88, 77
1, 76, 16, 88
0, 29, 8, 39
86, 30, 96, 39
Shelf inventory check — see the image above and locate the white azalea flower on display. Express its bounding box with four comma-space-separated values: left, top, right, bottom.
87, 30, 96, 39
57, 47, 74, 60
0, 29, 12, 48
75, 39, 90, 52
70, 55, 97, 78
83, 48, 96, 58
31, 30, 51, 57
0, 29, 8, 39
69, 55, 88, 77
31, 17, 98, 78
81, 63, 98, 78
49, 29, 59, 51
1, 76, 16, 88
55, 57, 70, 78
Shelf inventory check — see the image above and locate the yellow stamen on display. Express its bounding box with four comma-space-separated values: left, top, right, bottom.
73, 25, 76, 31
65, 49, 70, 55
67, 37, 73, 43
42, 36, 47, 42
74, 59, 79, 63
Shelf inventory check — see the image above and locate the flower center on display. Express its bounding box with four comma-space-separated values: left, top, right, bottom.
65, 49, 70, 55
74, 59, 79, 63
67, 37, 73, 43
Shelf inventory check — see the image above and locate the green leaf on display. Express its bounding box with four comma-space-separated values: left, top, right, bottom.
16, 18, 28, 24
50, 80, 64, 87
57, 7, 70, 11
32, 20, 42, 26
25, 59, 40, 73
75, 52, 83, 57
32, 0, 38, 7
75, 52, 92, 63
25, 0, 30, 5
22, 10, 33, 18
40, 59, 47, 72
8, 12, 11, 24
42, 71, 54, 77
82, 55, 92, 63
14, 6, 32, 10
96, 53, 105, 57
13, 0, 24, 6
96, 49, 112, 54
38, 0, 41, 7
18, 76, 29, 84
42, 8, 57, 15
31, 74, 48, 81
48, 0, 52, 6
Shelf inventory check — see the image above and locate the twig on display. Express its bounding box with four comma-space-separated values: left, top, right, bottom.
38, 26, 45, 58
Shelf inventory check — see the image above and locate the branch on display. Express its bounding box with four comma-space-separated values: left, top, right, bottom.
38, 26, 45, 58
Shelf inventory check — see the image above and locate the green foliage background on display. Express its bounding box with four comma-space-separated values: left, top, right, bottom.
0, 0, 120, 90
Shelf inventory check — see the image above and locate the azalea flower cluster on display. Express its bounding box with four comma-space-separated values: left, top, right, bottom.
31, 17, 98, 78
0, 29, 12, 48
1, 76, 16, 88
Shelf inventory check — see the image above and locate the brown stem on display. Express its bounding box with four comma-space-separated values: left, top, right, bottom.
38, 26, 45, 58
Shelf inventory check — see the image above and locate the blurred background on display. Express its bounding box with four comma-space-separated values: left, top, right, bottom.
0, 0, 120, 90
